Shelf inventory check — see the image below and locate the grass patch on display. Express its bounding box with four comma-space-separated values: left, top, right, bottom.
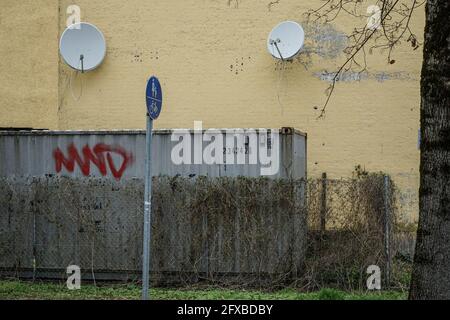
0, 280, 407, 300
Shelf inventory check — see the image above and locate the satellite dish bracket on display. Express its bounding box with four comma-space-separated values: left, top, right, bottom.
80, 54, 84, 73
270, 39, 285, 61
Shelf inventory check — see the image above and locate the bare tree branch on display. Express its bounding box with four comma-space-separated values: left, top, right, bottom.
306, 0, 424, 118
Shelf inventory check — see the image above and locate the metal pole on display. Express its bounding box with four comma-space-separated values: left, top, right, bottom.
32, 202, 36, 282
142, 115, 153, 300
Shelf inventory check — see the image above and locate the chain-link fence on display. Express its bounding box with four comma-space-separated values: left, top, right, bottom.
0, 173, 412, 290
304, 173, 398, 291
0, 176, 307, 287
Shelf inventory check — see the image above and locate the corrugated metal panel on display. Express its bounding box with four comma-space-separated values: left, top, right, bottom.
0, 128, 306, 179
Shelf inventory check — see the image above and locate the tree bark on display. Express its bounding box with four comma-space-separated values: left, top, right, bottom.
409, 0, 450, 300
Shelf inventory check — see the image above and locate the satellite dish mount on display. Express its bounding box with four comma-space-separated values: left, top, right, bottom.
269, 38, 284, 61
79, 54, 84, 73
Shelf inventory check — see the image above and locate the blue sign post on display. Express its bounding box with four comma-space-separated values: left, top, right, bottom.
142, 76, 163, 300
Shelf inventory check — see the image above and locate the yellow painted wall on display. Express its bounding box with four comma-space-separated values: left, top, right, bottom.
0, 0, 59, 129
1, 0, 424, 222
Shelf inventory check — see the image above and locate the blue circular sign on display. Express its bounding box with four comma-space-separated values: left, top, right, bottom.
146, 76, 163, 120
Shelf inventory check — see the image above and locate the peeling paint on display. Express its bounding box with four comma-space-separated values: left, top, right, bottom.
314, 70, 417, 82
267, 0, 281, 11
302, 22, 348, 59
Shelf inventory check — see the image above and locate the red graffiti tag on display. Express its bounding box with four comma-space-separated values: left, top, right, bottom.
53, 143, 134, 180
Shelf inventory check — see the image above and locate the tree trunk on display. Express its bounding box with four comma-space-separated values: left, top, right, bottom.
409, 0, 450, 300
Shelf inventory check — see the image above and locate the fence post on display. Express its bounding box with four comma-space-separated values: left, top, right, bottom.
202, 211, 209, 278
32, 208, 36, 282
320, 172, 327, 234
234, 209, 240, 274
292, 179, 306, 278
31, 177, 37, 282
383, 175, 391, 289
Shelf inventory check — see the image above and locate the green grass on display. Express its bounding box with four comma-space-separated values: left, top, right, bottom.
0, 280, 407, 300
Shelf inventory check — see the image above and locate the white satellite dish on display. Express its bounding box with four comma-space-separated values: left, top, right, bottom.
59, 22, 106, 72
267, 21, 305, 60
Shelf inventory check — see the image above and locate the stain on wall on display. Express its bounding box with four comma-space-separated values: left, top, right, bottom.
302, 22, 349, 59
314, 71, 417, 82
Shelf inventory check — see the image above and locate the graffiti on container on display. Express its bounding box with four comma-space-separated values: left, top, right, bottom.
53, 143, 134, 179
